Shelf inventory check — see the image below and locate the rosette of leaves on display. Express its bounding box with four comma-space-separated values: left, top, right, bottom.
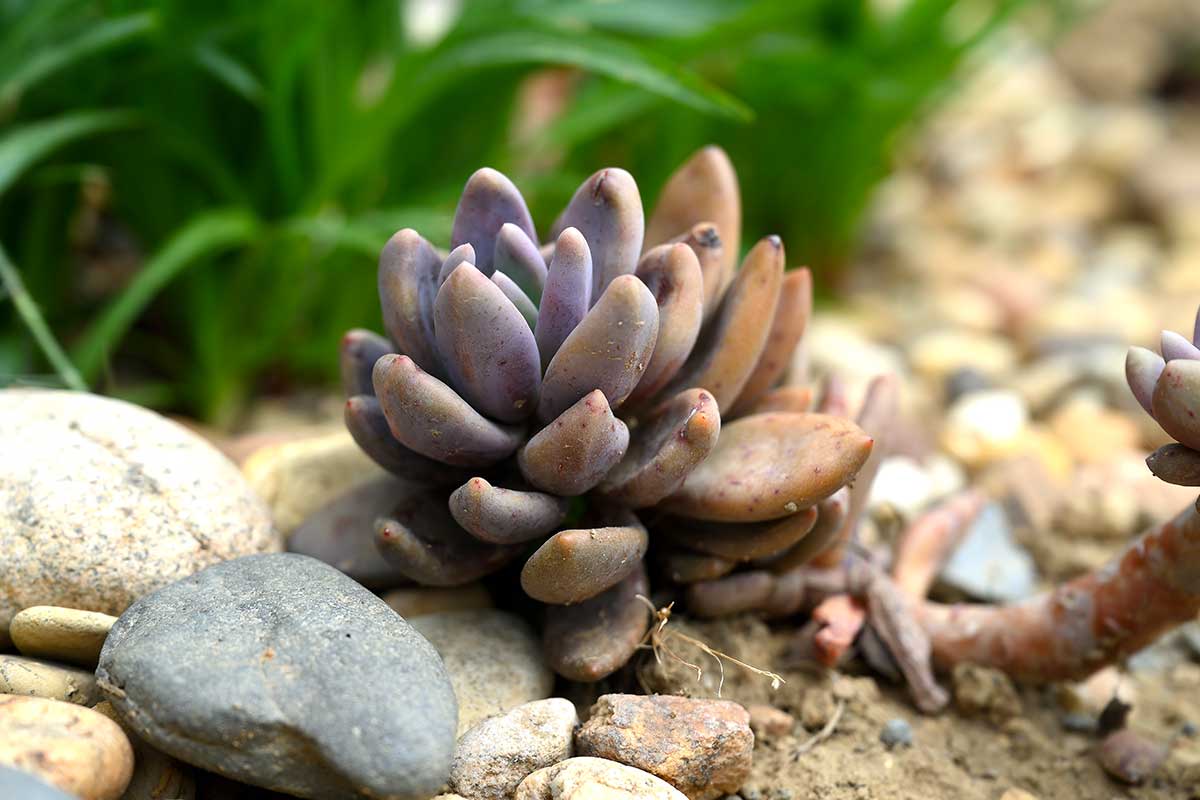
1127, 308, 1200, 486
328, 147, 873, 681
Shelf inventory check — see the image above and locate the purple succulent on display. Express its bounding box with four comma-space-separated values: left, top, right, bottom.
324, 147, 875, 681
1127, 306, 1200, 485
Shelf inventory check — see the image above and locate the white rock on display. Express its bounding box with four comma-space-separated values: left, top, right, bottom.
515, 757, 688, 800
0, 390, 279, 636
450, 698, 577, 799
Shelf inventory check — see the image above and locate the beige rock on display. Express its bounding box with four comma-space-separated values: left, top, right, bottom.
241, 429, 386, 535
0, 654, 101, 706
574, 694, 753, 800
910, 329, 1016, 381
10, 606, 116, 668
91, 701, 196, 800
999, 790, 1039, 800
383, 584, 493, 619
515, 757, 687, 800
746, 703, 794, 738
0, 695, 133, 800
940, 389, 1029, 468
1047, 400, 1141, 465
800, 688, 838, 731
450, 698, 578, 799
0, 390, 279, 635
411, 610, 553, 735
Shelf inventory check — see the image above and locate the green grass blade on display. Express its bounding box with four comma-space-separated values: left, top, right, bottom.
0, 240, 87, 391
194, 43, 264, 104
423, 29, 752, 121
0, 110, 137, 196
73, 208, 259, 380
1, 12, 156, 109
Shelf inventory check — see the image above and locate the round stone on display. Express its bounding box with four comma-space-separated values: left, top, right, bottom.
0, 695, 134, 800
10, 606, 117, 668
0, 654, 101, 706
96, 553, 457, 800
412, 610, 553, 735
0, 389, 280, 635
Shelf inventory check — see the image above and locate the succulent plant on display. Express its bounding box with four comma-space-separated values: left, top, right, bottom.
333, 146, 873, 682
1126, 307, 1200, 485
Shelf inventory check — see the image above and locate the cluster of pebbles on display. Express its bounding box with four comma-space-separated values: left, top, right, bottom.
0, 388, 760, 799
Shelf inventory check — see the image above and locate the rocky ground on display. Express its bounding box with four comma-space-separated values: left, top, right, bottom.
5, 2, 1200, 799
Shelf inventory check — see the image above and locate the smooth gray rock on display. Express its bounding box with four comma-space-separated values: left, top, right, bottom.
96, 553, 457, 800
0, 766, 78, 800
939, 503, 1037, 602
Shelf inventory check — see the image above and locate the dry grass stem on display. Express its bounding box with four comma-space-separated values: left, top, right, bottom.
635, 595, 785, 696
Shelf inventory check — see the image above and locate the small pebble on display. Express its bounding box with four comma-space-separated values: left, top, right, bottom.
1058, 712, 1097, 734
880, 718, 913, 749
0, 695, 134, 800
9, 606, 116, 668
999, 790, 1039, 800
449, 698, 578, 800
0, 654, 101, 706
515, 757, 687, 800
940, 503, 1037, 603
575, 694, 753, 800
746, 703, 795, 738
1096, 728, 1168, 785
800, 689, 837, 730
0, 765, 79, 800
953, 663, 1022, 724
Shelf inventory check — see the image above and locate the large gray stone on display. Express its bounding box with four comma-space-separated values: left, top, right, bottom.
0, 389, 280, 636
96, 553, 457, 800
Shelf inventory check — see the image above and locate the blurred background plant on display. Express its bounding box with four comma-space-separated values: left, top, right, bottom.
0, 0, 1034, 425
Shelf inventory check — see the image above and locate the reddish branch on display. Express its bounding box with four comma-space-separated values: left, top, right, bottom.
917, 499, 1200, 682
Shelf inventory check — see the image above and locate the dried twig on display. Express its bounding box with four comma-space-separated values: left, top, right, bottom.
792, 699, 845, 758
635, 595, 785, 696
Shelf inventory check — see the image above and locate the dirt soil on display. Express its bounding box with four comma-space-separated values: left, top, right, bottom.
630, 611, 1200, 800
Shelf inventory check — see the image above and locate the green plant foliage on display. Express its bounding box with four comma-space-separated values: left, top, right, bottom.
0, 0, 1025, 423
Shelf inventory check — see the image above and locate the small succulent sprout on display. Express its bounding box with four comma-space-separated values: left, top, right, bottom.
1127, 306, 1200, 467
333, 147, 875, 682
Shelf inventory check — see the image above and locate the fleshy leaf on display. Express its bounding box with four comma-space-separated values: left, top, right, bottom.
662, 236, 784, 410
538, 274, 659, 422
624, 243, 703, 405
1163, 330, 1200, 362
658, 505, 818, 561
437, 242, 476, 285
597, 387, 719, 507
752, 386, 813, 414
372, 354, 524, 466
491, 271, 539, 330
551, 167, 643, 303
449, 477, 569, 544
1126, 346, 1166, 415
761, 486, 850, 573
493, 222, 547, 302
543, 565, 650, 682
519, 390, 630, 496
520, 524, 648, 604
730, 268, 812, 416
376, 487, 522, 586
663, 551, 736, 584
343, 395, 470, 485
663, 412, 873, 522
671, 222, 726, 321
535, 227, 593, 371
645, 146, 741, 291
450, 167, 537, 275
288, 476, 416, 589
434, 263, 541, 423
378, 228, 445, 377
1151, 358, 1200, 450
1146, 443, 1200, 486
339, 329, 392, 397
